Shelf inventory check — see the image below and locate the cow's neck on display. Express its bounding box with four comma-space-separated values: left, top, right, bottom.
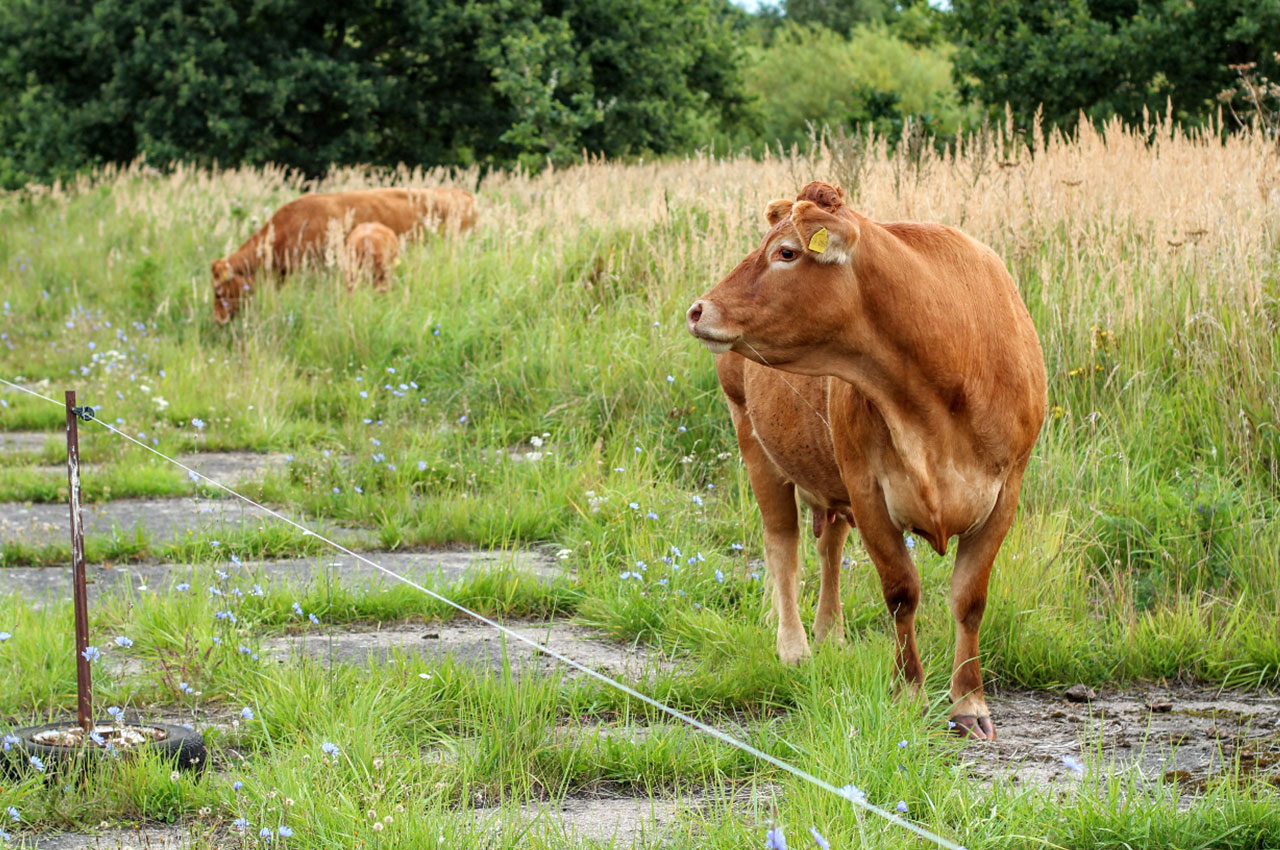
822, 228, 979, 462
228, 226, 271, 274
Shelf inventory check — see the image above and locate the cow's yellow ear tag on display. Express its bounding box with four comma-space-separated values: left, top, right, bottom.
808, 227, 829, 254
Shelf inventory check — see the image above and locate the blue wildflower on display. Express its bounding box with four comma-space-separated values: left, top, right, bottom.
321, 741, 339, 758
81, 646, 101, 663
29, 755, 45, 772
241, 707, 254, 720
808, 827, 829, 849
191, 418, 205, 429
278, 826, 294, 838
765, 827, 787, 849
1062, 755, 1085, 774
896, 800, 909, 813
6, 807, 17, 822
232, 818, 250, 831
114, 635, 133, 648
0, 632, 10, 642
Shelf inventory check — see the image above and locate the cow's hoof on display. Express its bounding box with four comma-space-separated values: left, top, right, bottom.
949, 715, 995, 741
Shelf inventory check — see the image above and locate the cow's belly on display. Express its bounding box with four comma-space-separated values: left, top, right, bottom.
742, 364, 847, 507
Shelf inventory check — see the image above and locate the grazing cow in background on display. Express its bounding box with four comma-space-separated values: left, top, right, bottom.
211, 187, 476, 323
344, 222, 401, 292
686, 181, 1046, 739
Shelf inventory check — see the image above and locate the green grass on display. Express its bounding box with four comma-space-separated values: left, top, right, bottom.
2, 138, 1280, 846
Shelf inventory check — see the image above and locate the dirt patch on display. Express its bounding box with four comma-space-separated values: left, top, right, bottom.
262, 620, 666, 679
971, 684, 1280, 795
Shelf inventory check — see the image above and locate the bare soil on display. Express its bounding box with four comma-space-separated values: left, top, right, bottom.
971, 684, 1280, 797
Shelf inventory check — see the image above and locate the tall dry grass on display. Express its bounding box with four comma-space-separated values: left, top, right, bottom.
3, 116, 1279, 686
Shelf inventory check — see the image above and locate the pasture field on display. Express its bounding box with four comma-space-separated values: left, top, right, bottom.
1, 117, 1279, 848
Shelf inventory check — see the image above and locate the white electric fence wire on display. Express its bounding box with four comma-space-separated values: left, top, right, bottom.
1, 374, 966, 850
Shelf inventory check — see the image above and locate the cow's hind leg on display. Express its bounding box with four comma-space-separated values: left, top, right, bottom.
813, 513, 850, 646
729, 404, 807, 665
948, 466, 1027, 741
850, 495, 924, 692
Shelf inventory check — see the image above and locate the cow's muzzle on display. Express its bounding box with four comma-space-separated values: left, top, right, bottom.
686, 299, 737, 354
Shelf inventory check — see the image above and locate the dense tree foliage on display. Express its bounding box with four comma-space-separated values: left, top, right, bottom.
1, 0, 1276, 186
0, 0, 748, 186
742, 23, 972, 148
949, 0, 1280, 129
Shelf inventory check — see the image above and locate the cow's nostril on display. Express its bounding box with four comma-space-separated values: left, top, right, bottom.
688, 302, 703, 325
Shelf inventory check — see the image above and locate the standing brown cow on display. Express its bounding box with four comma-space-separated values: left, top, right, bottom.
211, 187, 476, 323
686, 182, 1046, 739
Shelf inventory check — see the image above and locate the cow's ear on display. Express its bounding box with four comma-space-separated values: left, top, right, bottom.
764, 199, 793, 227
211, 258, 233, 282
790, 200, 859, 264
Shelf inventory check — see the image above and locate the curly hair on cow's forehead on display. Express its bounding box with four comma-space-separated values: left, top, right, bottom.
796, 181, 845, 211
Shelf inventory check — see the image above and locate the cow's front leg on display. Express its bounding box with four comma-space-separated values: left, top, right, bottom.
729, 406, 807, 664
947, 464, 1027, 741
849, 495, 924, 691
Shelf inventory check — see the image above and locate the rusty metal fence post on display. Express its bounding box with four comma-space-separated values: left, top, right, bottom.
65, 390, 93, 731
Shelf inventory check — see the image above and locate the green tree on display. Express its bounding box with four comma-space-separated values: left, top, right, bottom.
783, 0, 892, 33
949, 0, 1280, 130
0, 0, 748, 186
743, 22, 974, 148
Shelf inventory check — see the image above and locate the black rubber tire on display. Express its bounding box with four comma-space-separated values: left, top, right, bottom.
1, 721, 206, 777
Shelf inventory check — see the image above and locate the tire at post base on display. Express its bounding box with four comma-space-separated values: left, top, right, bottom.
1, 722, 207, 776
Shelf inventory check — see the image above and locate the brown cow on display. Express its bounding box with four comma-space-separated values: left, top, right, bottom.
344, 222, 401, 292
211, 187, 476, 323
686, 182, 1046, 739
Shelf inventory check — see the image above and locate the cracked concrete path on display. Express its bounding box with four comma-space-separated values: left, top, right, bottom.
0, 548, 558, 605
0, 496, 358, 550
263, 620, 664, 680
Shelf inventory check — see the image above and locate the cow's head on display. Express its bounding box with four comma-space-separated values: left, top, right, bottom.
211, 258, 252, 324
686, 181, 860, 372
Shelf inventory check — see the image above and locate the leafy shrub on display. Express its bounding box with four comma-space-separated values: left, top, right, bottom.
741, 22, 974, 149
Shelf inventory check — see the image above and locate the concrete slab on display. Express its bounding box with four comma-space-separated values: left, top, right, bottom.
479, 794, 686, 846
30, 452, 291, 488
263, 620, 663, 679
0, 549, 557, 606
0, 432, 55, 454
0, 497, 357, 550
13, 827, 189, 850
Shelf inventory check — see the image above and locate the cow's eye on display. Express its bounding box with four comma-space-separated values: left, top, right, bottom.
778, 247, 796, 261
